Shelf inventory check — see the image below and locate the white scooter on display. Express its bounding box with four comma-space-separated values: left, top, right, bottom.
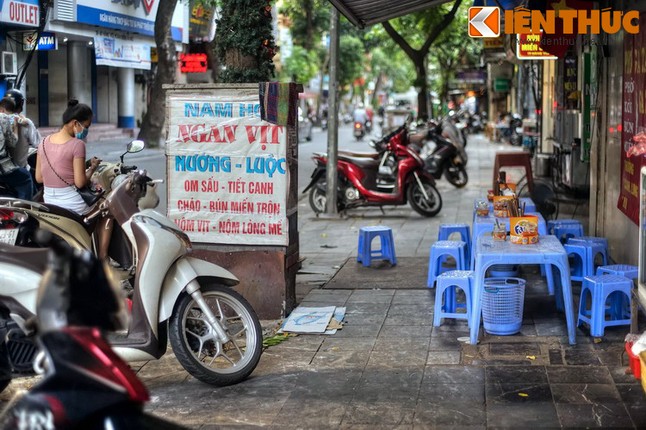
0, 168, 263, 388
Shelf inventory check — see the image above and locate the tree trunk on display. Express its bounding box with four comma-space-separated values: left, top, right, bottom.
206, 37, 219, 83
137, 0, 179, 147
415, 59, 429, 120
371, 72, 383, 108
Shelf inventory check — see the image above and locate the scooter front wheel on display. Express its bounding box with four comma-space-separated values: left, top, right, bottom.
169, 284, 263, 386
407, 177, 442, 217
309, 179, 327, 214
445, 164, 468, 188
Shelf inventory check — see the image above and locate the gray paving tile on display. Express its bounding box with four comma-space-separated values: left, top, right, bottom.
486, 365, 548, 384
413, 401, 486, 427
551, 383, 623, 404
555, 403, 635, 428
486, 402, 560, 428
426, 350, 461, 365
485, 383, 553, 404
378, 325, 433, 338
342, 401, 415, 425
546, 366, 613, 384
424, 365, 485, 385
419, 382, 485, 404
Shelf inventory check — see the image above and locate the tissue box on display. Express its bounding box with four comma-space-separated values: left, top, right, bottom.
510, 216, 539, 244
626, 341, 641, 379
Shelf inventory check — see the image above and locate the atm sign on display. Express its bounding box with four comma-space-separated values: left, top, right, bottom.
23, 31, 57, 51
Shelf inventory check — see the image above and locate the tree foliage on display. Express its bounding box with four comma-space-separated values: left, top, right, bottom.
279, 0, 330, 50
283, 45, 320, 83
215, 0, 277, 82
381, 0, 463, 120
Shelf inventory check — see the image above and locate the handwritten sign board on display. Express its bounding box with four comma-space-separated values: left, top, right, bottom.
619, 15, 646, 225
166, 93, 288, 246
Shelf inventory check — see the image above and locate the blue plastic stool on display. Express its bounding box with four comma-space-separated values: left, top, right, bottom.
547, 219, 583, 235
577, 275, 632, 337
596, 264, 637, 318
438, 223, 471, 264
433, 270, 472, 326
564, 241, 608, 282
427, 240, 467, 288
357, 226, 397, 267
553, 223, 584, 244
568, 236, 609, 249
596, 264, 638, 279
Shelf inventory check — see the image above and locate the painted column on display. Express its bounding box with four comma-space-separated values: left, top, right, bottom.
67, 41, 92, 104
117, 67, 135, 128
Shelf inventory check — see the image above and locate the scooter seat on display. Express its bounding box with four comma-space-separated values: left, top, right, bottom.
337, 150, 380, 159
338, 154, 382, 170
0, 242, 48, 274
42, 203, 97, 234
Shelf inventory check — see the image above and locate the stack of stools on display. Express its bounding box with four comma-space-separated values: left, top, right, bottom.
427, 240, 468, 288
552, 222, 584, 244
563, 237, 609, 282
577, 274, 632, 337
437, 223, 471, 264
433, 270, 473, 326
547, 219, 584, 234
357, 226, 397, 267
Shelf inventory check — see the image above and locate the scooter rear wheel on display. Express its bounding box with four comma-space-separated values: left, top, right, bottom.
309, 179, 327, 214
169, 284, 262, 386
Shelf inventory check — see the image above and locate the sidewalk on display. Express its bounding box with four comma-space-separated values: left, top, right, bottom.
141, 134, 645, 428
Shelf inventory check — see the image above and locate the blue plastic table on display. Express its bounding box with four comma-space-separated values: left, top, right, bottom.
470, 234, 576, 346
473, 197, 536, 216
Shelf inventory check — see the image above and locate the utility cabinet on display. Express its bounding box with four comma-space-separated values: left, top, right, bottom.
164, 83, 300, 319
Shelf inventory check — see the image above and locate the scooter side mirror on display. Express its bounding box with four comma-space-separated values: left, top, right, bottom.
121, 140, 145, 163
127, 140, 145, 154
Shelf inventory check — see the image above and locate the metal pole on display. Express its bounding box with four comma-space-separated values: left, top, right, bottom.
326, 8, 340, 215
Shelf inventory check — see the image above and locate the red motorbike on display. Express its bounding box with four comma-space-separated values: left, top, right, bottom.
303, 123, 443, 217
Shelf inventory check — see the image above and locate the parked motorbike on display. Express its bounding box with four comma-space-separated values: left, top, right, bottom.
414, 124, 468, 188
0, 169, 263, 387
0, 230, 185, 429
0, 140, 156, 250
501, 113, 523, 146
303, 122, 443, 217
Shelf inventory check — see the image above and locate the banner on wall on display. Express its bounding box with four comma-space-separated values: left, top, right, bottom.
76, 0, 186, 42
618, 15, 646, 224
94, 37, 151, 70
166, 94, 289, 246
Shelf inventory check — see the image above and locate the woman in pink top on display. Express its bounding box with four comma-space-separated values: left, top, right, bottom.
35, 99, 101, 214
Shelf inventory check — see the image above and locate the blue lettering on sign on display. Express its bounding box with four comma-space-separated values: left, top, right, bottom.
184, 102, 234, 118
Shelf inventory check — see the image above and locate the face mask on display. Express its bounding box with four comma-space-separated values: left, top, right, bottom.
75, 123, 89, 140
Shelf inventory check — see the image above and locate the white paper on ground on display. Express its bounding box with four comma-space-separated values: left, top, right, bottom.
281, 306, 337, 333
324, 307, 347, 334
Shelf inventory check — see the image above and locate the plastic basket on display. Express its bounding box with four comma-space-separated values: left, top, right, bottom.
482, 277, 526, 335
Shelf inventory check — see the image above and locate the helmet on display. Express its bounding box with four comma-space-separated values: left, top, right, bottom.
5, 89, 24, 112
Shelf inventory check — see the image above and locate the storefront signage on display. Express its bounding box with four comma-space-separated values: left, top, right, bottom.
189, 0, 215, 41
0, 0, 39, 27
180, 53, 207, 73
563, 51, 578, 110
493, 78, 510, 92
94, 37, 152, 70
22, 31, 57, 51
619, 12, 646, 224
76, 0, 186, 42
516, 33, 557, 60
166, 94, 288, 246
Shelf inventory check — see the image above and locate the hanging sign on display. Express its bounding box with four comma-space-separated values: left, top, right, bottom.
166, 94, 288, 246
618, 12, 646, 225
516, 32, 557, 60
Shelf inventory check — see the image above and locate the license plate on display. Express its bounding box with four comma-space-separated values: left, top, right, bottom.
0, 229, 18, 245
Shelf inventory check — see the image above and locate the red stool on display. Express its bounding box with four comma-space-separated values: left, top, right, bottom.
493, 152, 534, 193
